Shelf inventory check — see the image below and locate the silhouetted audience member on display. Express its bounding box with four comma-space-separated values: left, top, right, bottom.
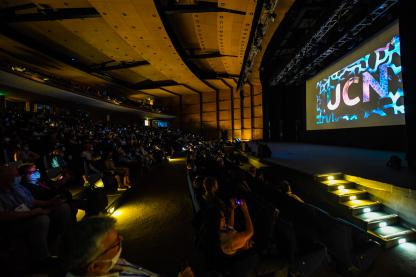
0, 165, 71, 272
61, 216, 194, 277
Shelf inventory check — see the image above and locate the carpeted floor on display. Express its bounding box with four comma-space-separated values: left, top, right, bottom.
112, 158, 194, 276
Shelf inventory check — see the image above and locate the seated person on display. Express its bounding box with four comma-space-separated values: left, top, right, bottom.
61, 215, 194, 277
103, 151, 131, 189
278, 180, 304, 204
197, 200, 255, 273
0, 165, 71, 271
219, 199, 255, 256
198, 201, 285, 276
19, 163, 54, 199
16, 143, 40, 163
201, 177, 224, 210
81, 144, 101, 177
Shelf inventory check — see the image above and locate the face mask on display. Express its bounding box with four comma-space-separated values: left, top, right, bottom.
97, 246, 122, 272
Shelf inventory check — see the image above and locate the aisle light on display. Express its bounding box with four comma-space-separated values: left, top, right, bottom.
112, 210, 122, 218
398, 238, 407, 244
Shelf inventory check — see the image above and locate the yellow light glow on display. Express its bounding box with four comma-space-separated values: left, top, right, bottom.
327, 176, 334, 181
95, 179, 105, 188
108, 207, 115, 214
168, 157, 184, 163
338, 185, 345, 190
349, 195, 357, 200
76, 209, 86, 222
112, 210, 122, 217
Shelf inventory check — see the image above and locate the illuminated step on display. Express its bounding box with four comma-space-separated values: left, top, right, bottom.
331, 188, 366, 197
356, 212, 399, 230
336, 190, 368, 203
351, 203, 382, 215
372, 224, 413, 239
315, 172, 344, 182
341, 199, 379, 209
369, 224, 416, 248
321, 179, 356, 190
356, 211, 398, 223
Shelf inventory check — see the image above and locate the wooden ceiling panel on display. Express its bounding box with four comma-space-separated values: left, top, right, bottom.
220, 0, 249, 13
33, 0, 92, 9
129, 66, 168, 82
223, 78, 237, 88
206, 79, 231, 90
106, 68, 147, 84
140, 88, 175, 98
89, 0, 213, 93
60, 18, 146, 62
0, 33, 108, 86
168, 14, 200, 49
128, 93, 149, 100
9, 20, 110, 65
204, 58, 226, 73
162, 85, 198, 95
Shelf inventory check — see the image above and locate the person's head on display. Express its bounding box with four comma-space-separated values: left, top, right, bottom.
18, 163, 40, 185
61, 216, 123, 276
203, 176, 219, 195
0, 165, 18, 189
279, 180, 292, 194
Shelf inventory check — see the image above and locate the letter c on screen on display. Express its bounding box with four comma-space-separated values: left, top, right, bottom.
342, 76, 360, 106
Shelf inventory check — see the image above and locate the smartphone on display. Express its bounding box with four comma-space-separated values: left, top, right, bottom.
235, 199, 241, 206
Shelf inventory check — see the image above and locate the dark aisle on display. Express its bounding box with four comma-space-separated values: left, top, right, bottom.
112, 158, 194, 276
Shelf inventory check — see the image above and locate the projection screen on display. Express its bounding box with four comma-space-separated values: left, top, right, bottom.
306, 21, 404, 131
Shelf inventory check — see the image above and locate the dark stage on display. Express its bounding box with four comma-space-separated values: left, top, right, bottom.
264, 142, 415, 189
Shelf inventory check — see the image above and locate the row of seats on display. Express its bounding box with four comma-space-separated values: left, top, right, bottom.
185, 141, 381, 276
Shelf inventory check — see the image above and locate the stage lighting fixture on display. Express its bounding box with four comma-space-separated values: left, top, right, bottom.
327, 176, 334, 180
379, 222, 387, 228
398, 238, 406, 244
349, 195, 357, 200
363, 207, 371, 213
108, 207, 115, 214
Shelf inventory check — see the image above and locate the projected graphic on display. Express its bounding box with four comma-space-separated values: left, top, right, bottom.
306, 22, 405, 130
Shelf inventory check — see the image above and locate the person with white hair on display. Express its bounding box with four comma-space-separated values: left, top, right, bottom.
61, 216, 194, 277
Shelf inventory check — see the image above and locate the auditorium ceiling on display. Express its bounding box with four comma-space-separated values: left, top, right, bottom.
0, 0, 293, 103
